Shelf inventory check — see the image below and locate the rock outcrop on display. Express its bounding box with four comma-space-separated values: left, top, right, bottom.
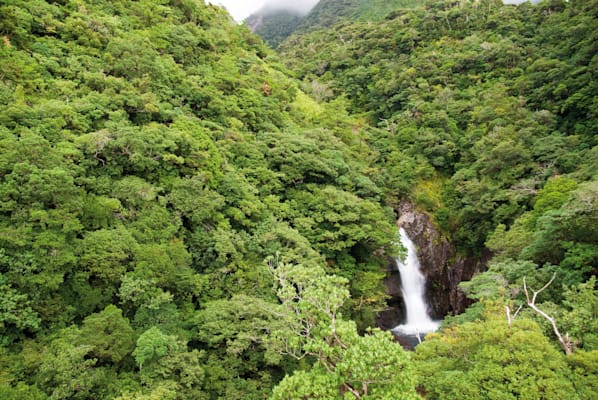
376, 202, 488, 329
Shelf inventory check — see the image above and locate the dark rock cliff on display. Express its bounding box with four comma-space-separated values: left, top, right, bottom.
376, 202, 488, 330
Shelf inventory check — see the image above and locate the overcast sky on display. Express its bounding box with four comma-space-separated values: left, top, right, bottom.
212, 0, 319, 22
213, 0, 537, 22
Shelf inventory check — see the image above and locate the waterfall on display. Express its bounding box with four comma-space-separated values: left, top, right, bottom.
392, 228, 439, 339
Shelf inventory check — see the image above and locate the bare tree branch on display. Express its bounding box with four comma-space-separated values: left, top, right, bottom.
505, 304, 523, 327
343, 382, 361, 399
523, 274, 573, 355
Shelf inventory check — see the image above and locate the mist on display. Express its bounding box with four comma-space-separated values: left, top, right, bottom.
503, 0, 542, 3
260, 0, 319, 15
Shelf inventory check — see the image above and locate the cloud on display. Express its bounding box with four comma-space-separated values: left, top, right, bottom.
503, 0, 541, 4
261, 0, 319, 15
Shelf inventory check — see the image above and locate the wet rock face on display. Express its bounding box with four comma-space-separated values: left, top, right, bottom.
376, 259, 403, 330
376, 202, 487, 328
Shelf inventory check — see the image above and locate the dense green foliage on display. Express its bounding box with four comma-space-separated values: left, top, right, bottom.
0, 0, 596, 399
279, 0, 597, 398
281, 0, 597, 255
267, 261, 419, 399
297, 0, 422, 31
415, 307, 584, 399
0, 0, 402, 398
248, 0, 423, 47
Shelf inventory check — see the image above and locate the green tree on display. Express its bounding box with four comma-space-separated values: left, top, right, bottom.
34, 327, 111, 400
268, 261, 419, 399
414, 313, 578, 400
78, 305, 135, 364
133, 327, 179, 370
0, 274, 40, 345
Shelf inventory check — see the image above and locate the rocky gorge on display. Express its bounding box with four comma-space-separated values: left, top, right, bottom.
377, 202, 489, 330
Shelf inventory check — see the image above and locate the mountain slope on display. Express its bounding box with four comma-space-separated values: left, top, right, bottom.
281, 0, 597, 254
296, 0, 422, 32
245, 9, 304, 48
280, 1, 597, 396
0, 1, 400, 398
247, 0, 423, 47
0, 0, 596, 399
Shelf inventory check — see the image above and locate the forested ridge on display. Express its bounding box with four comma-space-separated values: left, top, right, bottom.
293, 0, 422, 33
245, 10, 303, 49
0, 0, 596, 399
247, 0, 422, 48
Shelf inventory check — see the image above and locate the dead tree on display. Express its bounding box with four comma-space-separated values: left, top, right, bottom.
523, 274, 573, 355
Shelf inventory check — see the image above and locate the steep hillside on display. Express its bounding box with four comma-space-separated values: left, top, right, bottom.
245, 9, 304, 48
282, 0, 597, 253
0, 0, 596, 399
247, 0, 423, 47
0, 0, 404, 398
296, 0, 422, 31
281, 1, 597, 395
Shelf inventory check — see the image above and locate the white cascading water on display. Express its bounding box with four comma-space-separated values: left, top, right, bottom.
392, 228, 440, 338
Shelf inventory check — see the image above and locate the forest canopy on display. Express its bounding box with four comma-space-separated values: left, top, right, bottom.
0, 0, 596, 399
